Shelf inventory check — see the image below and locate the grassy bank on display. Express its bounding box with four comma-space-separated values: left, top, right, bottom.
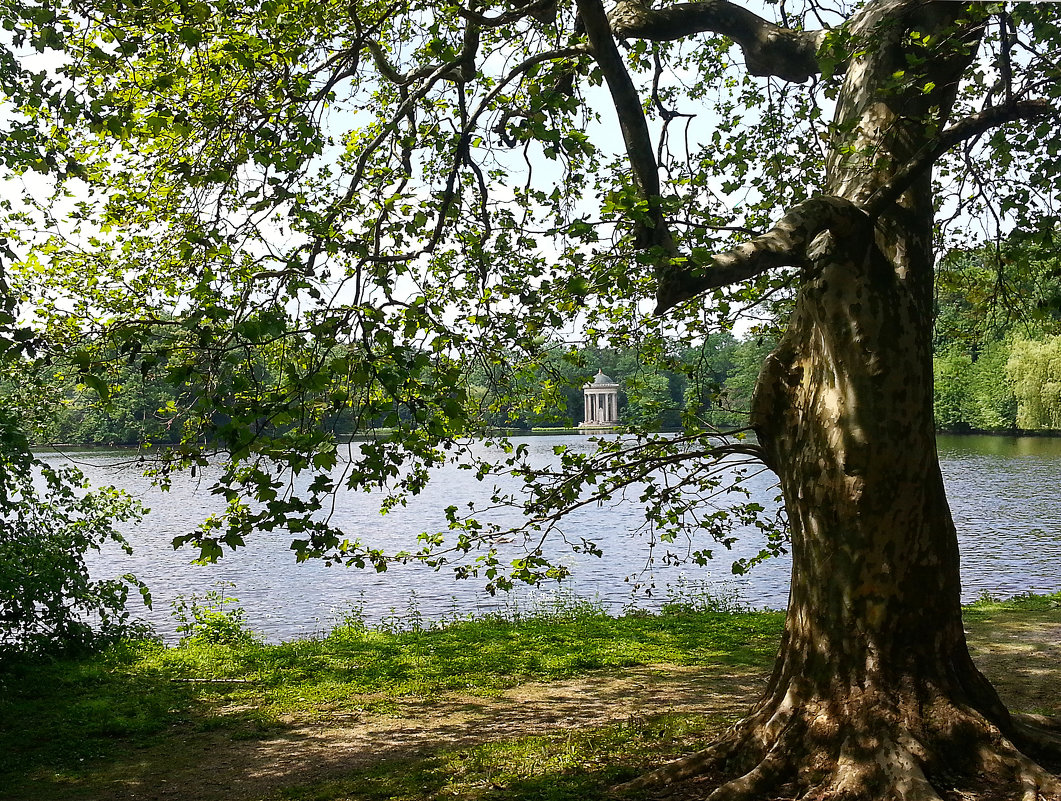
1, 592, 1057, 801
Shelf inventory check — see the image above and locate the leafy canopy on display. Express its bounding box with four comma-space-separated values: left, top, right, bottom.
3, 0, 1060, 587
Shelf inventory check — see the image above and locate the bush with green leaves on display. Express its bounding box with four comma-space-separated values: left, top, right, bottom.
0, 409, 151, 657
171, 583, 257, 646
933, 340, 1017, 432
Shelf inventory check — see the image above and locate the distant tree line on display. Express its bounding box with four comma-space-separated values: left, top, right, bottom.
464, 334, 775, 432
15, 235, 1061, 447
15, 330, 777, 447
933, 236, 1061, 433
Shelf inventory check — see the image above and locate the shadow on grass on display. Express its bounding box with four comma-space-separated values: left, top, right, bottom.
0, 604, 784, 801
0, 640, 265, 799
4, 594, 1057, 801
279, 758, 637, 801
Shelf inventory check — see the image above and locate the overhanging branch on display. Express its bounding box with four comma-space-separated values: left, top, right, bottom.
577, 0, 677, 255
865, 99, 1059, 216
655, 196, 870, 314
609, 0, 826, 83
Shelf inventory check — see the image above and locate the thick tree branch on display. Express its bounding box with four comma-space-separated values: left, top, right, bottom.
576, 0, 677, 256
365, 15, 481, 86
458, 0, 557, 27
609, 0, 826, 83
655, 99, 1057, 315
865, 99, 1059, 217
655, 196, 870, 314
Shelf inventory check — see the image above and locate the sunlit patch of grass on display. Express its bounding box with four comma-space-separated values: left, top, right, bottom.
132, 599, 784, 716
964, 590, 1061, 617
279, 711, 731, 801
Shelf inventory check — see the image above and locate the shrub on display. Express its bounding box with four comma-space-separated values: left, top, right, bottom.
0, 410, 151, 656
171, 583, 257, 646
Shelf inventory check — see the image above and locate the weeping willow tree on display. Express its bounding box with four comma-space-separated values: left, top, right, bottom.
1008, 336, 1061, 430
8, 0, 1061, 797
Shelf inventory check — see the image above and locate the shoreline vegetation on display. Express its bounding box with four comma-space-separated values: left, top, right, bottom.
2, 590, 1058, 801
32, 426, 1061, 453
19, 314, 1061, 449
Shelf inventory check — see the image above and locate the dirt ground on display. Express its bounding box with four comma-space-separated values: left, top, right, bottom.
47, 610, 1061, 801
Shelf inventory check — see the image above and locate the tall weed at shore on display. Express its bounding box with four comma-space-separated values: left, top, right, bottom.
171, 582, 258, 646
660, 577, 753, 615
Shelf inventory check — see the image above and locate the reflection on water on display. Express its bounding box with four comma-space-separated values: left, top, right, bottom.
937, 433, 1061, 459
40, 434, 1061, 642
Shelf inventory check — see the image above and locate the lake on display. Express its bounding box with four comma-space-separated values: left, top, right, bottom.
42, 433, 1061, 642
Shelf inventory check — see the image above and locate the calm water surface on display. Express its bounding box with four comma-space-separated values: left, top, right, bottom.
43, 433, 1061, 641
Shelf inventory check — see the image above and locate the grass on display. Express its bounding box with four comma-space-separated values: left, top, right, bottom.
277, 711, 723, 801
962, 589, 1061, 617
1, 590, 1058, 801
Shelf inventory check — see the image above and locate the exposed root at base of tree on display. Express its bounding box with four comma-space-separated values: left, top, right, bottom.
613, 705, 1061, 800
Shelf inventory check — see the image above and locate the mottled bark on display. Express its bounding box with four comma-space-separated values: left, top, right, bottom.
624, 1, 1061, 798
755, 3, 984, 742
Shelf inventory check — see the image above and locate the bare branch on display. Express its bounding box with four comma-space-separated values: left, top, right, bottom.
655, 195, 870, 314
576, 0, 677, 256
365, 40, 436, 86
609, 0, 827, 83
458, 0, 558, 27
865, 99, 1059, 218
364, 15, 481, 86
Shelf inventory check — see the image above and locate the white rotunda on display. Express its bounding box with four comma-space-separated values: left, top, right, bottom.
580, 369, 620, 427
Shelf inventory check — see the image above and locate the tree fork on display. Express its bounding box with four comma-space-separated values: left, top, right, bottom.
619, 2, 1061, 796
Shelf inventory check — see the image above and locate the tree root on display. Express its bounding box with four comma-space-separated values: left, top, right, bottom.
611, 738, 736, 794
612, 703, 1061, 800
1013, 713, 1061, 756
706, 733, 790, 801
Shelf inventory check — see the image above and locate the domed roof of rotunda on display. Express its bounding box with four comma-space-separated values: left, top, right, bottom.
585, 369, 618, 388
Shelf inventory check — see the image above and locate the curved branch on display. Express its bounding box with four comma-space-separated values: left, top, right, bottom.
865, 99, 1059, 217
576, 0, 677, 256
365, 20, 481, 87
458, 0, 557, 27
365, 40, 437, 86
609, 0, 826, 83
655, 195, 870, 314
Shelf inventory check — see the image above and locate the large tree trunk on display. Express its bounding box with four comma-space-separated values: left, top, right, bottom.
624, 3, 1061, 798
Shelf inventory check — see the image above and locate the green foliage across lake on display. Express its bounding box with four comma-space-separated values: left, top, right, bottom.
16, 333, 777, 446
933, 237, 1061, 433
15, 237, 1061, 445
